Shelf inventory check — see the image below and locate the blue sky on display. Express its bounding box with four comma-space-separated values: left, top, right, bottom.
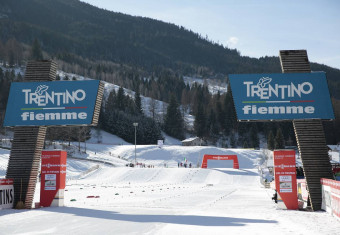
81, 0, 340, 69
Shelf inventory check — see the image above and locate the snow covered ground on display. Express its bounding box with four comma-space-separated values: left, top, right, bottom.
0, 140, 339, 234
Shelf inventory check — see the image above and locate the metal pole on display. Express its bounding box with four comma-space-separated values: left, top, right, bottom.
134, 126, 136, 165
133, 123, 138, 166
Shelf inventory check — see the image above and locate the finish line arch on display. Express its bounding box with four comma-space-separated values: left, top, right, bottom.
201, 154, 239, 169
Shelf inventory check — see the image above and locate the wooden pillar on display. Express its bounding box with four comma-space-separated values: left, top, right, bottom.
279, 50, 334, 211
6, 61, 57, 209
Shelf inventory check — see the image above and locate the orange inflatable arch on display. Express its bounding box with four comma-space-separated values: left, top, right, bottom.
201, 154, 239, 169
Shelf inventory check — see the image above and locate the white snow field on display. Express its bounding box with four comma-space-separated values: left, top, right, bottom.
0, 144, 339, 234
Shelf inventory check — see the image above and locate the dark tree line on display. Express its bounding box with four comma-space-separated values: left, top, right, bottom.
100, 87, 163, 144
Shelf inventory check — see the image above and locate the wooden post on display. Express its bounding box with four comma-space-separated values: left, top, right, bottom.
279, 50, 334, 211
6, 61, 57, 209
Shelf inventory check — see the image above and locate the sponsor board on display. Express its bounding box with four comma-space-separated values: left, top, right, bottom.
45, 174, 57, 190
0, 179, 14, 209
4, 80, 100, 126
274, 150, 298, 210
229, 72, 334, 120
40, 151, 67, 207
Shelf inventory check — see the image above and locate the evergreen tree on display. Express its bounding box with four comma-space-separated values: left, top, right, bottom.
15, 73, 23, 82
116, 87, 126, 110
30, 38, 43, 60
104, 89, 116, 128
286, 135, 294, 146
274, 128, 285, 149
223, 83, 237, 135
216, 98, 225, 132
194, 103, 206, 138
267, 130, 275, 150
164, 95, 184, 140
230, 133, 236, 148
134, 89, 142, 114
0, 41, 4, 62
5, 38, 22, 66
207, 109, 219, 137
7, 50, 15, 67
249, 125, 259, 148
243, 141, 248, 148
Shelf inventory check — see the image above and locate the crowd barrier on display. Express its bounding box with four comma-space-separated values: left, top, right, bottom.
321, 178, 340, 221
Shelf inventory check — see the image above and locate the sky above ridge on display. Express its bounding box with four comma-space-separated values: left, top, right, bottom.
81, 0, 340, 69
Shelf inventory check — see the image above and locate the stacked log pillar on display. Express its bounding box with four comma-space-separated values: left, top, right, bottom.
279, 50, 334, 211
6, 61, 57, 209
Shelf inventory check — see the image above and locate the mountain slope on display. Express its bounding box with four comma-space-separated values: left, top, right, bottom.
2, 0, 339, 82
0, 0, 340, 100
1, 1, 339, 75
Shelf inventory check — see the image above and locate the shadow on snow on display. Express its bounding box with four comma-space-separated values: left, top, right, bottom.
45, 207, 277, 227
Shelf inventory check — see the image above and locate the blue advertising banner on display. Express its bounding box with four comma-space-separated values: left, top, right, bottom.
4, 80, 100, 126
229, 72, 334, 121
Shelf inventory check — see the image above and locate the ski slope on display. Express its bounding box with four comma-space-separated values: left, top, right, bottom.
0, 144, 339, 234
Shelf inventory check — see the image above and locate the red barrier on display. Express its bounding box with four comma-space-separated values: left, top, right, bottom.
321, 178, 340, 220
40, 150, 67, 207
274, 150, 298, 210
201, 154, 239, 169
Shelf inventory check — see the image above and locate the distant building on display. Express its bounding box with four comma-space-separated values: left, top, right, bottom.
182, 137, 201, 146
328, 145, 340, 163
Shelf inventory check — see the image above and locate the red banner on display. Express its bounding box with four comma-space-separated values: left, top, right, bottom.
201, 155, 239, 169
0, 179, 13, 185
40, 150, 67, 207
274, 150, 298, 210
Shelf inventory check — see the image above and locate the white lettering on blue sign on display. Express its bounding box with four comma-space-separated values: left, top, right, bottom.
4, 80, 100, 126
22, 85, 86, 106
243, 78, 313, 99
242, 105, 315, 115
228, 73, 334, 120
21, 112, 87, 121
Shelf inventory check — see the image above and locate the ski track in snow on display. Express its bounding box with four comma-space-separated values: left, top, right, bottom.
0, 144, 339, 234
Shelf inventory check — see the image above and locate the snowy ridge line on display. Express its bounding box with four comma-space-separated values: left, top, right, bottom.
1, 66, 228, 96
183, 76, 228, 95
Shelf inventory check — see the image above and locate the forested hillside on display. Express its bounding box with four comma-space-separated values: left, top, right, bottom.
0, 0, 339, 145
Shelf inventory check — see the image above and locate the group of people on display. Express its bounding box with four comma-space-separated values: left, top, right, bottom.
178, 162, 192, 168
126, 162, 193, 168
136, 162, 154, 168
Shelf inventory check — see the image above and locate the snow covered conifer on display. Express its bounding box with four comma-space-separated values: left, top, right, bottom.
164, 95, 184, 140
